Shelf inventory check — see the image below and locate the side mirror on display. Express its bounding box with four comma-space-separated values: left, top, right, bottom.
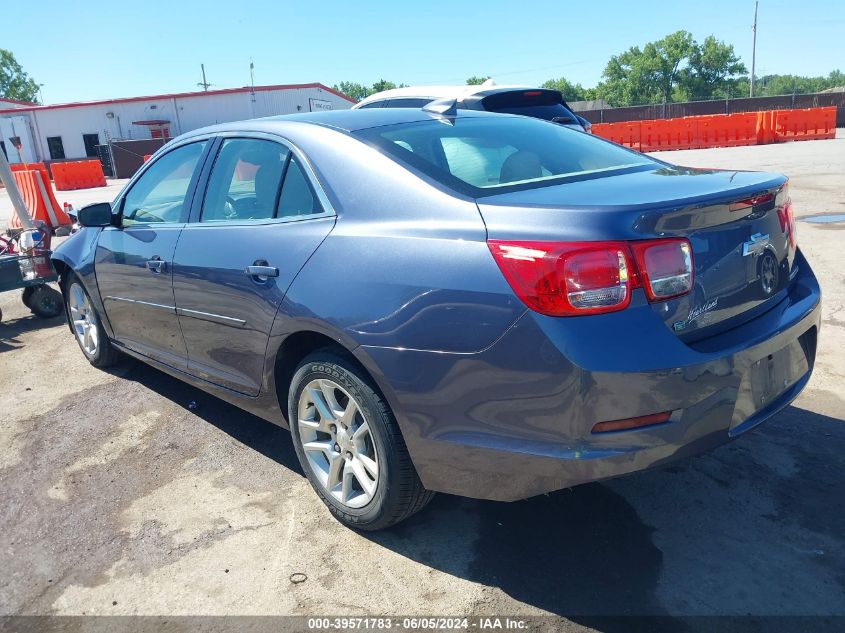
77, 202, 114, 227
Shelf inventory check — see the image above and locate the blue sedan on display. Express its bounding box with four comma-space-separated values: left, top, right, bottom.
54, 105, 820, 530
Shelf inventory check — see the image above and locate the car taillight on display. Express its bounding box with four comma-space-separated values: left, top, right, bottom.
628, 238, 693, 301
488, 241, 632, 316
488, 238, 693, 316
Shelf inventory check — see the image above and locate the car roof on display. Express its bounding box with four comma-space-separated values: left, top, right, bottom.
179, 107, 505, 140
353, 84, 538, 108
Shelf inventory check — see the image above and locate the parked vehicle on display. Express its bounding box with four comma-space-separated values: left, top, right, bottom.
53, 107, 820, 530
353, 82, 593, 132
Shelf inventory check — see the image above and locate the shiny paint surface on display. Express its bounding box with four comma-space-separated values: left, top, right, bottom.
95, 225, 187, 368
53, 109, 821, 501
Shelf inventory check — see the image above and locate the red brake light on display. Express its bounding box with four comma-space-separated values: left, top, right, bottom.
523, 90, 542, 97
488, 238, 693, 316
488, 241, 632, 316
628, 238, 693, 301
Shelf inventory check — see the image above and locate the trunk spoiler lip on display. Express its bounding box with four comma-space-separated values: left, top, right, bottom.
475, 169, 788, 214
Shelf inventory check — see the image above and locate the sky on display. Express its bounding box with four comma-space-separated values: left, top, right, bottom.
5, 0, 845, 104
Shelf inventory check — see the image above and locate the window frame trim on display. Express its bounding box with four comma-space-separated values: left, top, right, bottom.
111, 136, 215, 229
186, 130, 335, 226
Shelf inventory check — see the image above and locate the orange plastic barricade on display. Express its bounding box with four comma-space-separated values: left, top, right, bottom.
10, 161, 51, 182
664, 117, 698, 150
8, 170, 71, 230
592, 121, 642, 150
774, 106, 838, 142
722, 112, 759, 147
640, 119, 679, 151
52, 160, 107, 191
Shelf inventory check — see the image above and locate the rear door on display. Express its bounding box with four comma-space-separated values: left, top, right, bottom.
172, 134, 335, 395
95, 140, 209, 368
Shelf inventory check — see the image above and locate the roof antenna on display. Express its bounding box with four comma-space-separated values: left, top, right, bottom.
422, 98, 458, 119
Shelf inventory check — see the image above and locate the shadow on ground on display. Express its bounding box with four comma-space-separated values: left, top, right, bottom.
0, 313, 64, 353
114, 360, 303, 476
110, 361, 845, 628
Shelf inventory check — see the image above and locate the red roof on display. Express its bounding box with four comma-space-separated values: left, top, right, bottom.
0, 96, 38, 107
0, 82, 355, 114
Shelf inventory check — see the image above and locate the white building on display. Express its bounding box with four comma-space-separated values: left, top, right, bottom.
0, 83, 354, 164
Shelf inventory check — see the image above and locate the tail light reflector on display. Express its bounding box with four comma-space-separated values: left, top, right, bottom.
592, 411, 671, 434
488, 238, 693, 316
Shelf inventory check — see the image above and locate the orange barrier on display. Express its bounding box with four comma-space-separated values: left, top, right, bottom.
10, 161, 52, 185
51, 159, 107, 191
773, 106, 837, 141
8, 170, 71, 230
592, 106, 838, 151
592, 121, 641, 150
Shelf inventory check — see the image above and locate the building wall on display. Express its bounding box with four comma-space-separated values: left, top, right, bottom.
0, 86, 351, 163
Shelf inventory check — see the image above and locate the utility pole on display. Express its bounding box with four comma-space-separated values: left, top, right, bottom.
750, 1, 758, 97
198, 64, 212, 91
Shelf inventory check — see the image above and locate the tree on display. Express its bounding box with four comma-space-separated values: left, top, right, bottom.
541, 77, 594, 102
679, 36, 747, 100
332, 79, 406, 102
755, 70, 845, 96
0, 49, 40, 103
465, 76, 490, 85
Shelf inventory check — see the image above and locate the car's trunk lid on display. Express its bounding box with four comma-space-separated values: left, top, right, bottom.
476, 166, 794, 340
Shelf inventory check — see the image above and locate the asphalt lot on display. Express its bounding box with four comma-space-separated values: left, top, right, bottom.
1, 134, 844, 626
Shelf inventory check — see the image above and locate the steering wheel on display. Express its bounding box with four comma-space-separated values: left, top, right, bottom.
223, 195, 240, 219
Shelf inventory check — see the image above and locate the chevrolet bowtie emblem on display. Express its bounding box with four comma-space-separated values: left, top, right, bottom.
742, 232, 770, 257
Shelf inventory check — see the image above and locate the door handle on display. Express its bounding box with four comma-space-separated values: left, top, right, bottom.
244, 263, 279, 282
145, 258, 166, 274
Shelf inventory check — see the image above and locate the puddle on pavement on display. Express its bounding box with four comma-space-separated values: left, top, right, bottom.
800, 214, 845, 224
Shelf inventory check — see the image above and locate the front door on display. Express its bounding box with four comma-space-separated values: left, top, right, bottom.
172, 136, 335, 395
95, 140, 209, 369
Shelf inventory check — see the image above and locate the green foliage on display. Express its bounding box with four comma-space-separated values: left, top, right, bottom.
680, 36, 747, 100
465, 76, 491, 85
541, 77, 596, 102
0, 49, 40, 103
596, 31, 747, 105
755, 70, 844, 96
332, 79, 407, 102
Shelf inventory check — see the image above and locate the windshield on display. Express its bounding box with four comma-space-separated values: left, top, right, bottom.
355, 116, 656, 196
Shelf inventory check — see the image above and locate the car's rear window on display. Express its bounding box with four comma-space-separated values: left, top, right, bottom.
355, 116, 656, 196
481, 90, 577, 123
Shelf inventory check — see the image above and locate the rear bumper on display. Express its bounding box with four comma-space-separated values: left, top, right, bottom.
360, 251, 821, 501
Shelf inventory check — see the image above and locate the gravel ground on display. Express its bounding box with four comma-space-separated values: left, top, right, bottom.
1, 135, 843, 627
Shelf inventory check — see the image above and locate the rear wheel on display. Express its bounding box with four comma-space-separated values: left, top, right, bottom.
28, 285, 63, 318
65, 276, 121, 367
289, 351, 434, 530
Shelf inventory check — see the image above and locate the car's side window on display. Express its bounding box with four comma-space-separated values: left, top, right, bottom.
356, 101, 385, 109
386, 98, 432, 108
201, 138, 289, 222
277, 156, 323, 218
122, 141, 207, 225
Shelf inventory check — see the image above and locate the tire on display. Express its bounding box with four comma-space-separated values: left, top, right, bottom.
288, 351, 434, 530
64, 275, 121, 368
28, 285, 64, 318
21, 286, 36, 308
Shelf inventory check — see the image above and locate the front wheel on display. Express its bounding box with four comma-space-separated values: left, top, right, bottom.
65, 276, 121, 367
289, 352, 434, 530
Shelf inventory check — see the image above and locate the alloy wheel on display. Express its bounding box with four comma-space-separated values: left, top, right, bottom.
297, 378, 379, 509
68, 282, 99, 356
